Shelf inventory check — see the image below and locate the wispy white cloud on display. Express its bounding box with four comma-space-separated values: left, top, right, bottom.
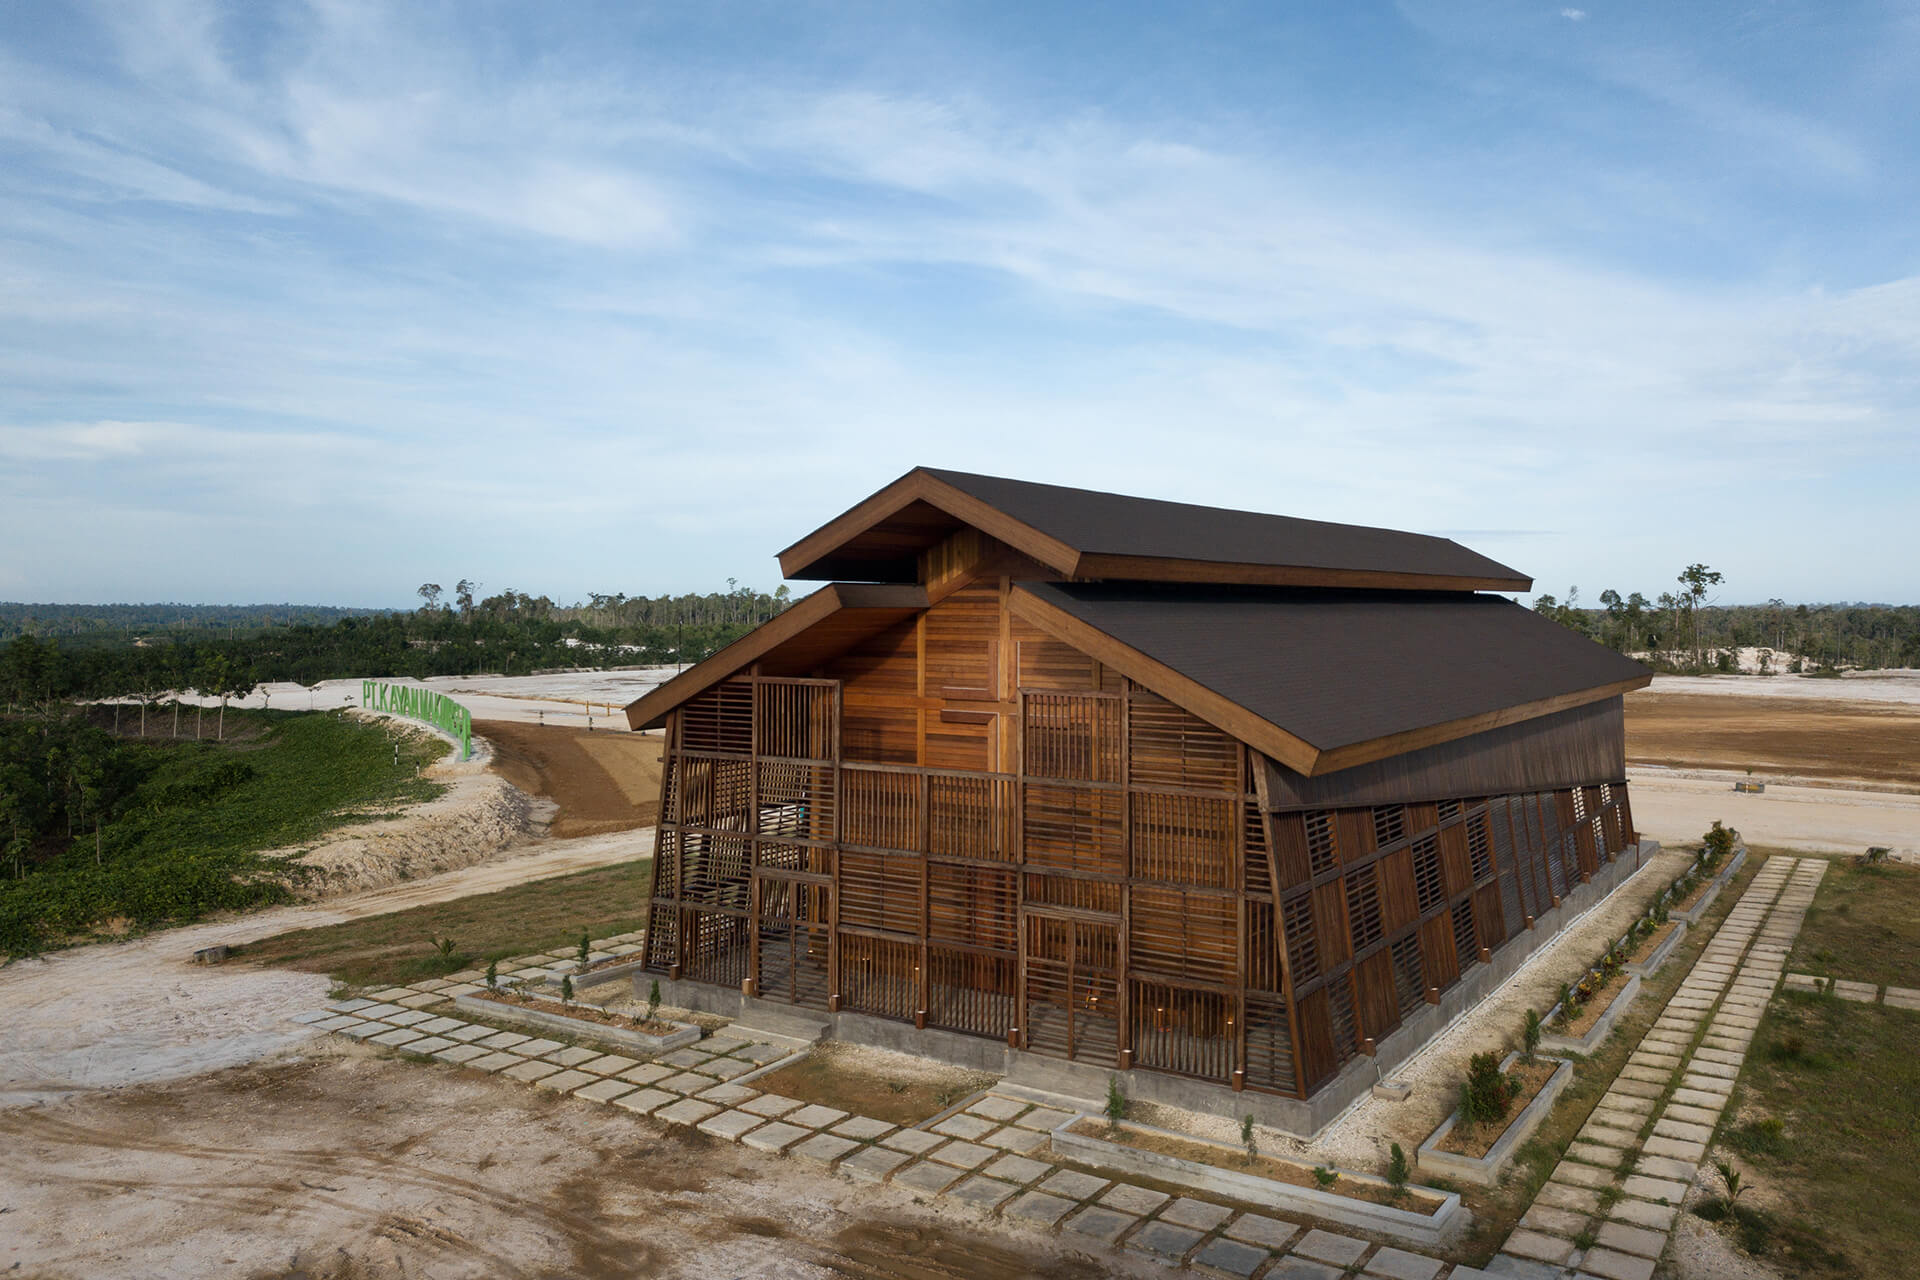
0, 2, 1913, 605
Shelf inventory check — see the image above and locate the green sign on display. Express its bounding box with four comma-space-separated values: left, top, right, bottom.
362, 680, 473, 760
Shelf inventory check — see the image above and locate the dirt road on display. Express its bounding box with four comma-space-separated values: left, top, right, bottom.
1, 1046, 1128, 1279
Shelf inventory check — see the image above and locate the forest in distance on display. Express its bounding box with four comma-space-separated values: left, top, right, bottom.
4, 569, 1919, 709
0, 581, 793, 706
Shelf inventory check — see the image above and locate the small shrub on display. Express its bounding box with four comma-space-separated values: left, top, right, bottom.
1554, 982, 1574, 1027
1522, 1009, 1541, 1064
485, 959, 499, 990
559, 974, 574, 1003
431, 935, 456, 958
1715, 1158, 1747, 1203
1573, 1230, 1596, 1250
1386, 1142, 1409, 1197
1312, 1165, 1338, 1190
1105, 1075, 1128, 1127
1458, 1052, 1513, 1127
1241, 1114, 1257, 1164
647, 979, 661, 1020
577, 929, 591, 968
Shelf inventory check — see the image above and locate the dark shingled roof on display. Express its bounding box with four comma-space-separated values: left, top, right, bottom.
926, 468, 1527, 585
1016, 582, 1650, 754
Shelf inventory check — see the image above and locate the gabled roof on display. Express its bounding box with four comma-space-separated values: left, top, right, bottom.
778, 467, 1532, 592
1009, 582, 1649, 776
624, 583, 926, 730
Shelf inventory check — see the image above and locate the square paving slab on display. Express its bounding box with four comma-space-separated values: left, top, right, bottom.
697, 1110, 764, 1142
655, 1099, 721, 1127
839, 1145, 914, 1183
792, 1133, 860, 1165
1061, 1205, 1137, 1245
1292, 1229, 1368, 1267
1160, 1197, 1234, 1231
1004, 1191, 1075, 1228
893, 1160, 965, 1195
740, 1121, 811, 1153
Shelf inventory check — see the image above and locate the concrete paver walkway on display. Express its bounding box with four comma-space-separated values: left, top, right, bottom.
305, 933, 1481, 1278
1471, 854, 1826, 1280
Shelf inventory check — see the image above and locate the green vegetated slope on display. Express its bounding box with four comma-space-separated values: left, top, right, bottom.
0, 709, 444, 955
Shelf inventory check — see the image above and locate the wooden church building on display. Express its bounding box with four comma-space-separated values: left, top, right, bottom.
626, 468, 1652, 1132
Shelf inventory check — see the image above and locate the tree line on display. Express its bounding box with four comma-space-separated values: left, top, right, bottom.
1532, 564, 1920, 673
0, 581, 793, 708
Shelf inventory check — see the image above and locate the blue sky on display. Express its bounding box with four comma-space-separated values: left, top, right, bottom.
2, 1, 1916, 608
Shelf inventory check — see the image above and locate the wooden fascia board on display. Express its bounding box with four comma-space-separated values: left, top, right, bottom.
622, 583, 929, 729
1307, 674, 1652, 777
1006, 584, 1322, 774
1071, 553, 1533, 594
776, 469, 1081, 581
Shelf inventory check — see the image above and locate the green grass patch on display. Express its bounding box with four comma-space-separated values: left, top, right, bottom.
1, 710, 445, 955
239, 859, 653, 988
1717, 990, 1920, 1279
1791, 855, 1920, 990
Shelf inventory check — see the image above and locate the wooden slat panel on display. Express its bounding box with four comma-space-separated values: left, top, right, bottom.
1352, 947, 1399, 1045
1023, 783, 1124, 875
1130, 790, 1235, 888
1024, 692, 1122, 782
1130, 886, 1236, 982
1130, 980, 1234, 1080
1126, 690, 1239, 792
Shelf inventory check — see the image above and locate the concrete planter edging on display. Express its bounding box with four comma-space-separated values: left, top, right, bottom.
1415, 1052, 1573, 1187
574, 959, 649, 989
450, 992, 700, 1053
1048, 1116, 1467, 1249
1673, 845, 1748, 925
1626, 921, 1688, 979
1539, 972, 1641, 1055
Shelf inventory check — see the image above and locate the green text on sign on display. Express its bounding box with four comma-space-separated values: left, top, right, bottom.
362, 680, 473, 760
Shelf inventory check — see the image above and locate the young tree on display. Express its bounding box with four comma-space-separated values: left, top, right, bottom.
1677, 564, 1725, 670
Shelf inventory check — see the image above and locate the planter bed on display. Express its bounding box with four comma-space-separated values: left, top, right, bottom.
1540, 972, 1641, 1055
1416, 1053, 1573, 1187
450, 991, 700, 1054
1672, 846, 1747, 925
1050, 1116, 1466, 1248
1625, 920, 1686, 978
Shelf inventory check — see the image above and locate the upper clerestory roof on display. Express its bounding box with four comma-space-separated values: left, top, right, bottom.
778, 467, 1533, 593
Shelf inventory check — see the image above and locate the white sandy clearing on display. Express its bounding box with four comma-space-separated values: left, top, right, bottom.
0, 826, 652, 1110
119, 669, 682, 730
1645, 669, 1920, 706
1629, 769, 1920, 858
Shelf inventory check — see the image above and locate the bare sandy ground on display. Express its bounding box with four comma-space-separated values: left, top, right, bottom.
142, 670, 681, 730
0, 1044, 1130, 1280
0, 827, 652, 1109
1628, 770, 1920, 857
1646, 670, 1920, 706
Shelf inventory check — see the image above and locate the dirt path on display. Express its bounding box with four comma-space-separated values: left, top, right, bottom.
0, 1047, 1128, 1279
0, 828, 650, 1109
